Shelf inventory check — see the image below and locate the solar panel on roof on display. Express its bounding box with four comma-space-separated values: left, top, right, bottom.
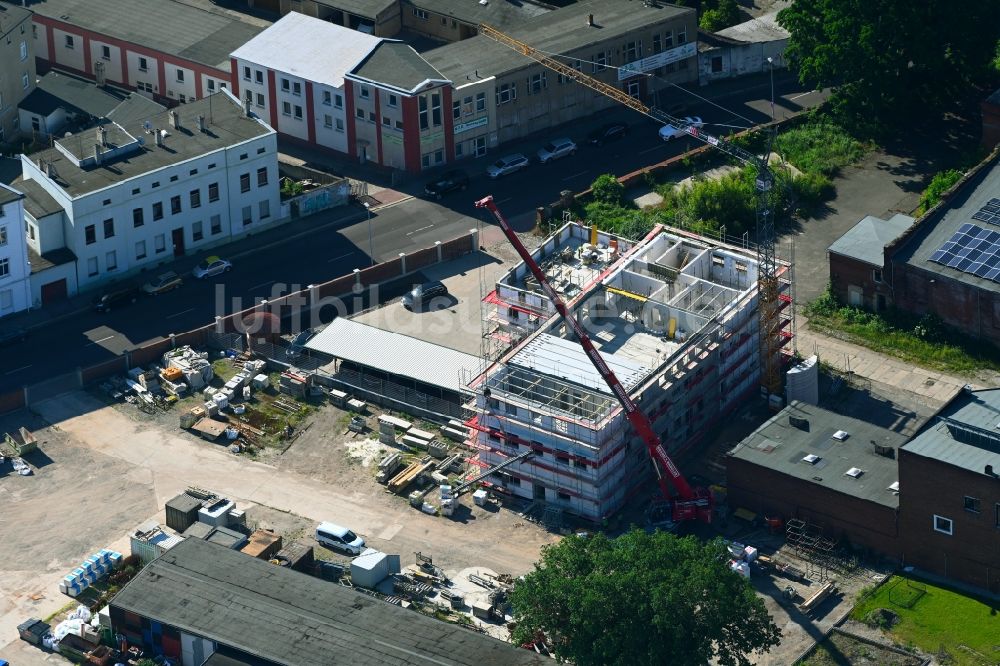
974, 264, 991, 277
930, 223, 1000, 278
971, 202, 1000, 226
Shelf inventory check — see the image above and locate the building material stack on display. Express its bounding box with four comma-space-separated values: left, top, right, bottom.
389, 456, 435, 493
163, 346, 214, 389
279, 369, 310, 397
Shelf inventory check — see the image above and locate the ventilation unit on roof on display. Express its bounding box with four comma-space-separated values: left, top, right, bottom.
832, 430, 849, 441
802, 454, 821, 465
845, 467, 864, 478
887, 481, 900, 493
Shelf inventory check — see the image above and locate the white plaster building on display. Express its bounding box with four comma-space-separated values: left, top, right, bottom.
15, 89, 278, 296
0, 183, 31, 317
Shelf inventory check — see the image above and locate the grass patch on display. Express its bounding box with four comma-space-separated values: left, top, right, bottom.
850, 575, 1000, 666
806, 287, 1000, 376
212, 359, 238, 382
775, 117, 871, 177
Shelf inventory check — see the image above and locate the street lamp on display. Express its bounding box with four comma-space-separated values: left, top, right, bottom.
766, 56, 775, 122
363, 202, 374, 266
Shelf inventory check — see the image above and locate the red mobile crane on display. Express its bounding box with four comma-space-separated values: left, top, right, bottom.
475, 196, 713, 523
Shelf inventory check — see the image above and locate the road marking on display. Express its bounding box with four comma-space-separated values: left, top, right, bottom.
84, 335, 116, 347
249, 280, 274, 291
165, 308, 195, 320
4, 364, 31, 375
790, 91, 812, 100
327, 252, 354, 264
639, 144, 665, 156
562, 170, 589, 182
406, 224, 434, 236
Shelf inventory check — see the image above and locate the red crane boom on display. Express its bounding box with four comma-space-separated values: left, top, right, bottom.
476, 196, 712, 522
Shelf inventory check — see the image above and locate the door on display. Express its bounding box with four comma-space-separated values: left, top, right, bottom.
876, 294, 887, 311
171, 227, 185, 257
627, 79, 641, 99
474, 136, 487, 157
41, 278, 68, 305
533, 483, 546, 500
847, 286, 863, 307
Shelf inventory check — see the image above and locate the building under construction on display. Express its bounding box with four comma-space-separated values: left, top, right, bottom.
467, 222, 792, 521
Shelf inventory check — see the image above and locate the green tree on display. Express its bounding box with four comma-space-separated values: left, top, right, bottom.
700, 0, 741, 32
778, 0, 1000, 136
589, 173, 625, 205
918, 169, 963, 214
510, 530, 781, 666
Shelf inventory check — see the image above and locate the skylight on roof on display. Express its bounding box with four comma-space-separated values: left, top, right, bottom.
802, 454, 821, 465
832, 430, 849, 441
845, 467, 864, 478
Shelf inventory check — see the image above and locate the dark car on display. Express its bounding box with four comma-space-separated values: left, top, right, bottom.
0, 326, 27, 347
401, 281, 449, 310
588, 122, 628, 146
93, 283, 142, 313
424, 170, 469, 199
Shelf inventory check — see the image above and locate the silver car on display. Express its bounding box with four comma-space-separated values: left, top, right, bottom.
486, 153, 529, 179
537, 138, 577, 164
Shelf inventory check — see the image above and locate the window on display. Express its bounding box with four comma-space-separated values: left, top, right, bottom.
334, 93, 343, 108
462, 95, 473, 115
257, 167, 268, 187
106, 250, 117, 271
101, 45, 111, 60
154, 234, 166, 253
152, 202, 163, 220
210, 214, 222, 235
131, 187, 141, 195
239, 153, 248, 160
19, 41, 27, 60
496, 82, 516, 105
322, 90, 332, 106
292, 81, 301, 96
933, 514, 953, 535
169, 175, 178, 183
573, 459, 587, 469
87, 257, 98, 276
208, 79, 215, 92
434, 150, 443, 165
556, 491, 571, 502
170, 196, 181, 215
64, 35, 74, 49
964, 496, 981, 513
176, 69, 184, 82
255, 70, 263, 84
453, 100, 461, 119
475, 92, 486, 111
135, 240, 146, 260
103, 218, 115, 239
137, 81, 154, 93
21, 73, 29, 90
556, 452, 570, 465
256, 93, 265, 107
711, 56, 723, 73
243, 66, 251, 80
0, 226, 5, 246
0, 258, 6, 278
388, 93, 398, 108
280, 78, 290, 92
653, 33, 662, 54
431, 93, 441, 126
356, 108, 364, 120
190, 189, 201, 208
259, 199, 270, 219
132, 208, 144, 228
138, 57, 148, 72
208, 162, 216, 169
240, 173, 251, 193
324, 114, 333, 128
336, 118, 345, 132
282, 101, 291, 116
530, 72, 546, 94
592, 51, 609, 73
189, 168, 198, 176
394, 119, 403, 130
873, 268, 883, 283
677, 27, 687, 44
412, 8, 428, 19
382, 116, 390, 126
257, 146, 266, 155
192, 220, 203, 241
242, 205, 252, 225
421, 153, 430, 168
664, 30, 674, 49
360, 85, 370, 99
294, 105, 303, 119
624, 40, 642, 62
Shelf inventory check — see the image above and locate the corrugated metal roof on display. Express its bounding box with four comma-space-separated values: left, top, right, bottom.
828, 214, 914, 266
903, 388, 1000, 475
306, 318, 479, 394
509, 333, 651, 395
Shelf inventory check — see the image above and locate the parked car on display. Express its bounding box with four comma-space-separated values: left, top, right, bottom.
536, 138, 577, 164
142, 271, 183, 295
402, 280, 448, 310
192, 256, 232, 279
587, 122, 628, 146
486, 153, 529, 179
93, 283, 142, 313
316, 521, 365, 555
424, 170, 469, 199
286, 328, 315, 360
0, 326, 27, 348
659, 116, 704, 141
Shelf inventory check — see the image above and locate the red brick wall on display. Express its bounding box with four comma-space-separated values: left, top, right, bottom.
897, 448, 1000, 593
407, 246, 438, 272
441, 235, 474, 260
891, 263, 1000, 346
829, 253, 893, 310
131, 339, 173, 368
0, 389, 26, 414
727, 457, 902, 557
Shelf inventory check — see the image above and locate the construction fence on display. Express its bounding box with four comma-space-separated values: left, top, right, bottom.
0, 232, 478, 416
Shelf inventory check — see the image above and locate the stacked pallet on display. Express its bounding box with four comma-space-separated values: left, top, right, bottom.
388, 456, 434, 493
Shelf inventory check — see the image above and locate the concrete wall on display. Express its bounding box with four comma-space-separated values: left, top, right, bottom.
897, 447, 1000, 594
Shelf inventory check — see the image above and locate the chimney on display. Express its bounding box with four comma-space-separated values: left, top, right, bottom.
95, 61, 106, 88
154, 129, 163, 147
168, 110, 179, 129
94, 143, 103, 165
587, 13, 594, 26
197, 114, 206, 133
987, 464, 995, 477
97, 125, 107, 147
243, 99, 252, 117
43, 161, 53, 178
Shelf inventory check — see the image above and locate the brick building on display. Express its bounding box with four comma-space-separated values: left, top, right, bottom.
827, 213, 913, 311
727, 401, 906, 557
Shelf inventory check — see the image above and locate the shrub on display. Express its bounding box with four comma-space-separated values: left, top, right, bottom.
589, 173, 625, 205
918, 169, 963, 215
775, 119, 869, 176
791, 172, 835, 215
699, 0, 740, 31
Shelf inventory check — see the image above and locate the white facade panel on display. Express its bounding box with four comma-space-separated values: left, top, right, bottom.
0, 193, 32, 317
90, 39, 124, 84
51, 27, 85, 72
125, 51, 160, 97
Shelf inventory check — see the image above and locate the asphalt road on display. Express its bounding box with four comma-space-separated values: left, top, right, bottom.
0, 76, 829, 392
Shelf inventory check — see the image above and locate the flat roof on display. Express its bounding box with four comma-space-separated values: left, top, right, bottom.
510, 333, 651, 396
231, 12, 381, 90
12, 176, 63, 218
714, 9, 789, 42
18, 0, 267, 69
0, 2, 31, 37
307, 318, 479, 394
112, 538, 546, 666
828, 214, 914, 267
412, 0, 551, 30
26, 91, 273, 198
891, 152, 1000, 291
903, 388, 1000, 475
728, 401, 907, 508
350, 41, 448, 93
0, 182, 22, 207
312, 0, 396, 20
27, 246, 76, 274
20, 70, 131, 118
424, 0, 691, 81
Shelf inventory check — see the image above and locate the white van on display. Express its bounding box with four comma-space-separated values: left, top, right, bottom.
315, 522, 365, 555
